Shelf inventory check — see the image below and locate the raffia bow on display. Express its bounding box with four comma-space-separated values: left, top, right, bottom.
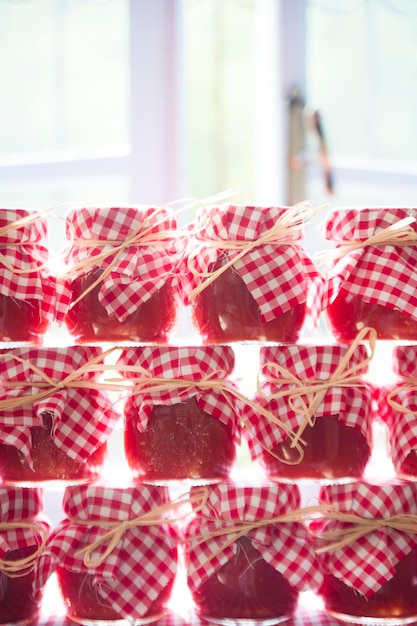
0, 347, 124, 412
187, 200, 323, 300
72, 489, 208, 568
258, 326, 376, 453
314, 510, 417, 554
318, 215, 417, 266
0, 521, 48, 577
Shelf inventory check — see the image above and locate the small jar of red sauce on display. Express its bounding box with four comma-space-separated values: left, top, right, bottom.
0, 486, 50, 625
180, 202, 322, 343
63, 205, 181, 343
0, 346, 119, 485
0, 208, 61, 344
35, 483, 178, 625
312, 480, 417, 624
184, 481, 322, 624
117, 345, 240, 483
378, 345, 417, 480
242, 336, 374, 482
322, 206, 417, 341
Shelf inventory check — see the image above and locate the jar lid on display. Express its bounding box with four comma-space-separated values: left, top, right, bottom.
319, 479, 417, 516
323, 206, 417, 242
63, 482, 171, 521
190, 481, 300, 519
65, 204, 177, 241
185, 481, 323, 594
194, 204, 304, 243
392, 345, 417, 378
0, 207, 48, 244
260, 342, 370, 381
315, 480, 417, 597
118, 345, 235, 379
0, 344, 103, 381
0, 485, 44, 520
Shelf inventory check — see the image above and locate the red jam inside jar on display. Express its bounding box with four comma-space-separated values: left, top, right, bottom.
319, 547, 417, 623
57, 566, 175, 624
262, 416, 371, 482
191, 258, 307, 343
192, 535, 298, 623
325, 289, 417, 342
0, 296, 50, 345
124, 397, 236, 483
0, 413, 107, 485
0, 546, 42, 625
65, 268, 178, 343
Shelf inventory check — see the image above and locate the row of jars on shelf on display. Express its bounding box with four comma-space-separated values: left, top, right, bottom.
0, 339, 415, 486
2, 204, 417, 344
3, 479, 417, 626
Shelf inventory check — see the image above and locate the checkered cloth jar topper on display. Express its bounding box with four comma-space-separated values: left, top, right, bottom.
322, 207, 417, 319
0, 346, 119, 469
0, 208, 67, 323
0, 486, 49, 565
242, 343, 374, 460
34, 483, 178, 621
378, 345, 417, 474
117, 345, 241, 440
180, 203, 323, 324
313, 481, 417, 597
184, 481, 323, 594
64, 205, 181, 322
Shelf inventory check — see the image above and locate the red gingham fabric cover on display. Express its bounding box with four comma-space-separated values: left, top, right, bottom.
0, 486, 49, 559
0, 208, 68, 323
314, 480, 417, 597
184, 482, 323, 593
322, 207, 417, 318
378, 345, 417, 473
242, 344, 373, 459
64, 205, 180, 321
180, 204, 323, 324
117, 345, 241, 440
0, 346, 119, 468
34, 483, 178, 620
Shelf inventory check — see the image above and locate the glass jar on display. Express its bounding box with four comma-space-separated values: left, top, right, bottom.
63, 205, 181, 343
184, 481, 322, 624
117, 345, 240, 484
322, 206, 417, 341
180, 203, 322, 343
35, 483, 178, 625
0, 346, 119, 485
0, 486, 50, 625
0, 208, 60, 344
379, 345, 417, 479
242, 339, 374, 483
313, 480, 417, 624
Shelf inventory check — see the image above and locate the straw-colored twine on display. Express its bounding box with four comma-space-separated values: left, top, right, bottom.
72, 490, 209, 568
0, 348, 125, 412
314, 510, 417, 555
257, 326, 376, 453
387, 379, 417, 416
186, 200, 324, 300
0, 521, 48, 577
318, 215, 417, 266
